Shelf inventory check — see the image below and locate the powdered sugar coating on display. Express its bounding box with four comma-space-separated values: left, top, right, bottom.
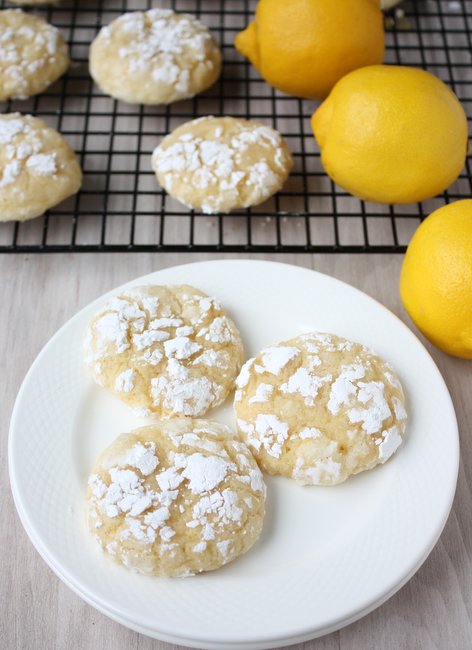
235, 332, 407, 486
0, 10, 69, 101
86, 419, 266, 576
0, 113, 82, 222
84, 284, 244, 418
152, 116, 293, 214
89, 9, 221, 105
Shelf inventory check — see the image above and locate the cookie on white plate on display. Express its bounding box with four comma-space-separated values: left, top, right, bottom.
87, 419, 266, 576
89, 9, 221, 105
84, 284, 244, 418
152, 116, 293, 214
0, 113, 82, 222
0, 10, 69, 101
235, 332, 407, 486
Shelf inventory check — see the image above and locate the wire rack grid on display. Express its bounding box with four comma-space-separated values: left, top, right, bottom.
0, 0, 471, 254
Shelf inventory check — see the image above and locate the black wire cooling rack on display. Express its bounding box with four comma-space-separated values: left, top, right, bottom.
0, 0, 471, 253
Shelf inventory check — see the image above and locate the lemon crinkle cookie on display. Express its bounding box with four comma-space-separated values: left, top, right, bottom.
86, 420, 266, 576
235, 332, 407, 486
84, 285, 244, 418
89, 9, 221, 105
0, 114, 82, 222
152, 116, 293, 214
0, 10, 69, 101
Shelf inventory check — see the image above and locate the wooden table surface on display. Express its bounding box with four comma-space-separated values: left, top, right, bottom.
1, 252, 471, 650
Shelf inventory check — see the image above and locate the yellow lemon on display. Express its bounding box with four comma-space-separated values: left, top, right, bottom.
234, 0, 385, 100
312, 65, 468, 204
400, 200, 472, 358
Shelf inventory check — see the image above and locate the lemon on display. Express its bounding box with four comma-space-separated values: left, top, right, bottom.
235, 0, 385, 100
312, 65, 468, 205
400, 200, 472, 358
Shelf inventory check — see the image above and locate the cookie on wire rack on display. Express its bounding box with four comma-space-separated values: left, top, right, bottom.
89, 8, 222, 105
152, 116, 293, 214
0, 113, 82, 222
0, 10, 69, 101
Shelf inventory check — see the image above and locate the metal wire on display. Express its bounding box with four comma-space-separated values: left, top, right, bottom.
0, 0, 470, 253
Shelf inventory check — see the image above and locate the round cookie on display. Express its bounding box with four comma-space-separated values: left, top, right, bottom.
84, 284, 244, 418
86, 420, 266, 576
151, 116, 293, 214
234, 332, 407, 486
0, 113, 82, 222
89, 9, 221, 105
0, 10, 69, 101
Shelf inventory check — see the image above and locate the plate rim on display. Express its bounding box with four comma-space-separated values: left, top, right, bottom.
4, 477, 456, 650
8, 259, 460, 648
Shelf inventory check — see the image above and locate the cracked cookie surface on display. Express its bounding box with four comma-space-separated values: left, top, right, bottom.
152, 116, 292, 214
84, 284, 244, 418
0, 113, 82, 222
235, 332, 407, 486
89, 9, 221, 105
0, 10, 69, 101
87, 420, 266, 576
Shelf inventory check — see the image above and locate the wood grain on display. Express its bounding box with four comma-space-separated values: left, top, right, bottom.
1, 253, 471, 650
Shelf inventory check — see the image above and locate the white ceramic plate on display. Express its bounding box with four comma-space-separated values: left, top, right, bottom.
9, 260, 459, 650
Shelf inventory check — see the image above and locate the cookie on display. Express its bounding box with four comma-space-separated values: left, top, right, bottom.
87, 420, 266, 576
235, 332, 407, 486
151, 116, 293, 214
89, 9, 221, 105
0, 113, 82, 222
84, 284, 244, 418
0, 10, 69, 101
